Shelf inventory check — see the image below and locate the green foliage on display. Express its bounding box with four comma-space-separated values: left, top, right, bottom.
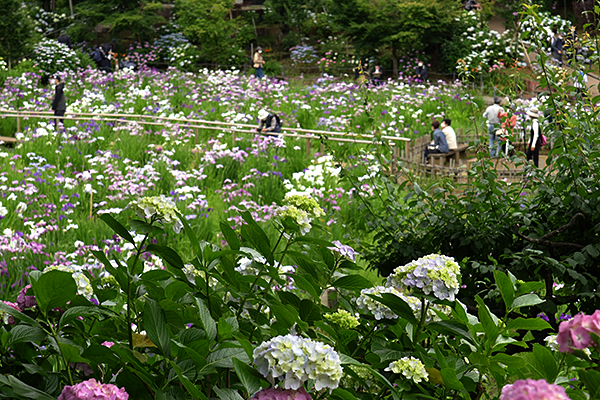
175, 0, 240, 65
0, 0, 37, 68
328, 0, 461, 77
67, 0, 166, 43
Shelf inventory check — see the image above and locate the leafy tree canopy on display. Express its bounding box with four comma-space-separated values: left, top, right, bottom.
328, 0, 461, 76
0, 0, 37, 68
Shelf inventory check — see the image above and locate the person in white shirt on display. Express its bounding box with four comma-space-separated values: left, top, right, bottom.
441, 119, 457, 150
483, 97, 504, 157
526, 108, 541, 167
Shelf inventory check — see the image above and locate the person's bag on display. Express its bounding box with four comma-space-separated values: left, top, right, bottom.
540, 134, 547, 146
92, 49, 102, 63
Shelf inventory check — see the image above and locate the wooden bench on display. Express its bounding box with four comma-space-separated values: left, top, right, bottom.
427, 143, 469, 166
0, 136, 17, 146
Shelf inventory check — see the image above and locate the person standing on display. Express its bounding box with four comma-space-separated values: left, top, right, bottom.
253, 47, 265, 79
423, 120, 449, 162
483, 97, 503, 157
414, 61, 428, 83
441, 118, 457, 150
526, 108, 541, 167
551, 32, 564, 66
51, 75, 66, 130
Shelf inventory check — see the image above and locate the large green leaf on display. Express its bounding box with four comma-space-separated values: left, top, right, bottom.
6, 325, 46, 347
505, 317, 552, 332
170, 360, 207, 400
220, 221, 240, 251
0, 375, 55, 400
147, 244, 184, 270
232, 358, 263, 396
32, 270, 77, 315
332, 275, 373, 291
493, 270, 514, 311
99, 213, 135, 244
214, 387, 245, 400
330, 388, 360, 400
475, 295, 498, 345
59, 306, 114, 330
206, 347, 249, 369
0, 301, 41, 328
369, 293, 419, 325
511, 293, 544, 309
440, 368, 465, 391
144, 299, 171, 357
580, 370, 600, 400
196, 298, 217, 342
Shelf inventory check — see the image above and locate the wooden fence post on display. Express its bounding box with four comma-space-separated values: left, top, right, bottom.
306, 138, 311, 157
17, 116, 21, 132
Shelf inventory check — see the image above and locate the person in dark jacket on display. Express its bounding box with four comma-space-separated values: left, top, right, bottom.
414, 61, 428, 82
57, 32, 72, 49
98, 43, 112, 72
423, 120, 449, 162
257, 109, 282, 136
551, 33, 564, 66
51, 75, 66, 129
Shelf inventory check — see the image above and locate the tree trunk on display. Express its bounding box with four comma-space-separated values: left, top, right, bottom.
392, 45, 398, 80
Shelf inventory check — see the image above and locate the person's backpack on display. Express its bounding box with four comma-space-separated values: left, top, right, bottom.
92, 49, 102, 63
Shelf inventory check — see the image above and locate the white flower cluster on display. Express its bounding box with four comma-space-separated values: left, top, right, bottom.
236, 256, 295, 290
283, 155, 341, 198
385, 357, 429, 383
44, 265, 94, 299
386, 254, 461, 301
253, 334, 343, 391
455, 11, 522, 74
168, 43, 199, 70
276, 194, 324, 235
520, 11, 571, 46
356, 286, 401, 320
357, 286, 451, 321
0, 57, 7, 71
127, 195, 183, 233
32, 39, 83, 74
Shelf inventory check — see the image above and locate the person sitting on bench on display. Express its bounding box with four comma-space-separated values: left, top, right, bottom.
423, 120, 449, 162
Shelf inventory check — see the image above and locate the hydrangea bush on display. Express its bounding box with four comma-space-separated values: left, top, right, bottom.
31, 39, 92, 74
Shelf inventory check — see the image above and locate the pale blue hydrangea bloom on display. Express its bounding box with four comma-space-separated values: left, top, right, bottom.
386, 254, 461, 301
253, 334, 342, 391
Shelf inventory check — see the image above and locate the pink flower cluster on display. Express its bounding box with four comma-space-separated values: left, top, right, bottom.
500, 379, 570, 400
557, 310, 600, 353
251, 387, 312, 400
58, 379, 129, 400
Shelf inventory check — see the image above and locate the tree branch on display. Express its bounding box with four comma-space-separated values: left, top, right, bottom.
514, 212, 586, 250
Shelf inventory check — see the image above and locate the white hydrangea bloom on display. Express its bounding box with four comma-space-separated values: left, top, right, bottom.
127, 195, 183, 233
253, 334, 343, 391
386, 254, 461, 301
385, 357, 429, 383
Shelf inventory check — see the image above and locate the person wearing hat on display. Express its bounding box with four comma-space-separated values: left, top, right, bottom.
483, 97, 504, 157
253, 47, 265, 79
50, 75, 66, 130
526, 108, 541, 167
257, 109, 281, 135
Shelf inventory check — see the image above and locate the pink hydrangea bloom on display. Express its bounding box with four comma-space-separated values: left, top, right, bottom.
251, 387, 312, 400
58, 379, 129, 400
500, 379, 570, 400
557, 310, 600, 353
